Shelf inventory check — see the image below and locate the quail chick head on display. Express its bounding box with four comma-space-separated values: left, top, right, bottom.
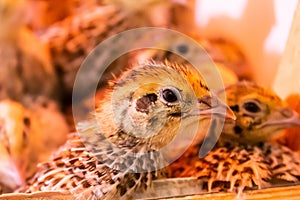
0, 100, 33, 193
217, 81, 300, 147
169, 81, 300, 195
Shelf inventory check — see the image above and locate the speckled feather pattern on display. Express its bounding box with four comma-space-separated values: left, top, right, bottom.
170, 142, 300, 193
20, 121, 167, 200
19, 61, 221, 199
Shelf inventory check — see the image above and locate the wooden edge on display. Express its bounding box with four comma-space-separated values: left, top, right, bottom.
273, 0, 300, 98
0, 191, 74, 200
1, 178, 300, 199
136, 178, 300, 200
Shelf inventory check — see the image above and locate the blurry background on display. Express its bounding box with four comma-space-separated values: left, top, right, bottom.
195, 0, 298, 87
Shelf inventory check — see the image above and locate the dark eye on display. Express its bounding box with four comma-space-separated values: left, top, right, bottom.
161, 87, 180, 103
176, 44, 189, 55
243, 102, 261, 113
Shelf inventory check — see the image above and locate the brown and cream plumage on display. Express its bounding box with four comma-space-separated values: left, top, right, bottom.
20, 61, 234, 199
169, 81, 300, 194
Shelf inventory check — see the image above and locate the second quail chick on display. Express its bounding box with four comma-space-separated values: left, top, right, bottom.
169, 81, 300, 194
23, 97, 69, 176
199, 38, 253, 81
20, 61, 235, 199
37, 4, 131, 99
0, 98, 69, 193
218, 81, 300, 146
0, 100, 32, 193
103, 0, 192, 28
125, 34, 240, 90
25, 0, 98, 30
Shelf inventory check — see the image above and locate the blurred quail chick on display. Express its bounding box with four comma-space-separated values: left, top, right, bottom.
0, 0, 58, 101
197, 37, 253, 81
25, 0, 98, 30
20, 61, 234, 199
23, 97, 69, 175
169, 81, 300, 194
103, 0, 192, 28
127, 34, 253, 86
36, 0, 191, 100
0, 99, 69, 193
0, 100, 33, 193
125, 35, 239, 90
37, 4, 132, 99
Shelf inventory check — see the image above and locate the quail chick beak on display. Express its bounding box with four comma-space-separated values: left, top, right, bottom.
258, 107, 300, 128
190, 95, 236, 120
0, 152, 25, 190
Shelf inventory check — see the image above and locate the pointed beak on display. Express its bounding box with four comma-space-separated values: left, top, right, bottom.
0, 153, 25, 190
189, 95, 236, 120
258, 107, 300, 129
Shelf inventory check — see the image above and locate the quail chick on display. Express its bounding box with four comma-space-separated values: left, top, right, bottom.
0, 98, 69, 193
199, 37, 253, 81
20, 61, 235, 199
25, 0, 98, 30
125, 35, 242, 90
103, 0, 192, 29
35, 1, 192, 100
169, 81, 300, 194
218, 81, 300, 146
0, 100, 32, 193
36, 4, 133, 99
0, 0, 58, 101
23, 97, 69, 175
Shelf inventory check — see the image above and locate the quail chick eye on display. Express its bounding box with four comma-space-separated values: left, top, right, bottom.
160, 87, 180, 104
243, 102, 261, 113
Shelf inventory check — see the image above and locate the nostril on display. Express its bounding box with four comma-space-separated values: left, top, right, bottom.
176, 44, 189, 55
